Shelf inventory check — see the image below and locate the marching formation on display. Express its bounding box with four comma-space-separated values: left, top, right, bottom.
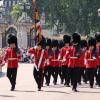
0, 32, 100, 92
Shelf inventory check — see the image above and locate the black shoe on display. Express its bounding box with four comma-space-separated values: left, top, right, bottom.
98, 85, 100, 87
61, 80, 64, 84
65, 84, 70, 87
53, 81, 57, 85
84, 81, 87, 84
78, 82, 82, 85
72, 88, 78, 92
90, 86, 93, 88
38, 88, 41, 91
47, 83, 49, 86
11, 86, 15, 91
61, 81, 63, 84
45, 82, 47, 85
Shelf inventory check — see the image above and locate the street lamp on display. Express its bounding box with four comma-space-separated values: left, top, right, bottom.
97, 8, 100, 32
98, 8, 100, 17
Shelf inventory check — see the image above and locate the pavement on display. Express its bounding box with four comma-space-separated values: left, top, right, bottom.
0, 63, 100, 100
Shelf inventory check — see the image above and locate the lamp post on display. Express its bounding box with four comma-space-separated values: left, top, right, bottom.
97, 8, 100, 32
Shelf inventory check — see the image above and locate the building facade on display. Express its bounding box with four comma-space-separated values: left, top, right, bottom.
3, 0, 19, 23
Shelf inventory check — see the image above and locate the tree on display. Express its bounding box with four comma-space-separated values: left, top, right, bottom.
11, 0, 100, 34
10, 4, 22, 22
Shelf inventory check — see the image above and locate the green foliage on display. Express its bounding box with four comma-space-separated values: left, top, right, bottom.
11, 0, 100, 34
10, 4, 22, 22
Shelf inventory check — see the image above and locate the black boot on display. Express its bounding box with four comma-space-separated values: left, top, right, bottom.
11, 84, 15, 91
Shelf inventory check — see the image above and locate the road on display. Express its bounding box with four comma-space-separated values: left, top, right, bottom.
0, 63, 100, 100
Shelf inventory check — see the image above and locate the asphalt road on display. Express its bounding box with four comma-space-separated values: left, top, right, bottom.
0, 63, 100, 100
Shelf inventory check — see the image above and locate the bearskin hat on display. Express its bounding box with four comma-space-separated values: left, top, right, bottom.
95, 34, 100, 43
80, 40, 87, 48
88, 37, 96, 47
7, 34, 17, 45
58, 40, 64, 49
72, 33, 81, 44
46, 38, 52, 46
63, 35, 71, 44
52, 40, 58, 47
38, 37, 46, 47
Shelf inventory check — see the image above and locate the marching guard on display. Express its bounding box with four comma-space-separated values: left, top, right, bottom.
50, 40, 60, 85
44, 38, 52, 86
1, 34, 21, 91
64, 33, 81, 92
33, 37, 47, 91
95, 34, 100, 86
84, 37, 97, 88
58, 35, 71, 85
77, 40, 87, 84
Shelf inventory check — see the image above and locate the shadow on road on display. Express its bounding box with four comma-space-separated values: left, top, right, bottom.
79, 91, 100, 94
15, 90, 36, 93
43, 90, 70, 94
0, 95, 15, 98
45, 85, 65, 88
79, 86, 100, 89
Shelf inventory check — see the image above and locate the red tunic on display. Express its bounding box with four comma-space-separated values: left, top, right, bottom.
79, 51, 86, 68
85, 50, 97, 69
27, 48, 35, 57
33, 48, 47, 69
59, 46, 69, 66
78, 48, 87, 68
50, 49, 60, 67
96, 46, 100, 66
44, 49, 52, 67
64, 46, 80, 68
0, 60, 2, 64
3, 48, 21, 68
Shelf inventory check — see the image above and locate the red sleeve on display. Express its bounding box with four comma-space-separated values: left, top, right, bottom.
44, 50, 48, 59
3, 50, 8, 62
85, 51, 89, 60
64, 48, 70, 59
84, 51, 88, 65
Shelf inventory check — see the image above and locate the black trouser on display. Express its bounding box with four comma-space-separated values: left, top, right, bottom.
7, 68, 17, 88
84, 68, 89, 83
67, 67, 79, 90
33, 68, 43, 90
58, 67, 64, 83
62, 66, 68, 84
44, 66, 53, 85
96, 66, 100, 86
44, 66, 52, 85
44, 66, 48, 84
86, 68, 95, 87
78, 68, 85, 84
52, 67, 59, 84
46, 67, 52, 85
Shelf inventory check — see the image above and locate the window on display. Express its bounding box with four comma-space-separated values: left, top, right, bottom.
4, 1, 7, 6
9, 1, 11, 7
13, 1, 16, 6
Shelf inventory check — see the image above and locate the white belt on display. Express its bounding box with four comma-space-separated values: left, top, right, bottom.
8, 58, 18, 60
69, 57, 78, 59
